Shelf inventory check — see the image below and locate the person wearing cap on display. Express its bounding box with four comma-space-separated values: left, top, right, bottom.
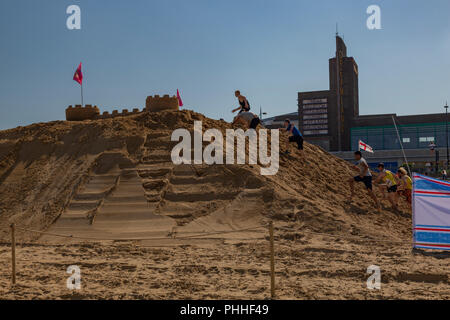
374, 163, 400, 212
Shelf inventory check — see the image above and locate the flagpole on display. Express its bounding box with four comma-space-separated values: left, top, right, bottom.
392, 115, 411, 176
81, 82, 84, 106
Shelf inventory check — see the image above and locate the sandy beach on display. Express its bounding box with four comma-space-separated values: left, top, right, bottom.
0, 110, 448, 299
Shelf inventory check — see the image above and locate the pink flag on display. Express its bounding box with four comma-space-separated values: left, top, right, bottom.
177, 89, 183, 107
73, 63, 83, 85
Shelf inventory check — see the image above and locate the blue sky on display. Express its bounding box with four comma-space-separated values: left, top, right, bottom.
0, 0, 449, 130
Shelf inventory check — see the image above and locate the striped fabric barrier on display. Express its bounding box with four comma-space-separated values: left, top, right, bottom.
413, 173, 450, 250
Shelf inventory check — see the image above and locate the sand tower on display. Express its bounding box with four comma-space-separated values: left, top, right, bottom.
65, 105, 100, 121
145, 95, 179, 112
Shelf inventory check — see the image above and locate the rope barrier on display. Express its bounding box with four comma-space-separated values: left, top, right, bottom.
9, 224, 415, 247
275, 226, 413, 245
13, 225, 267, 242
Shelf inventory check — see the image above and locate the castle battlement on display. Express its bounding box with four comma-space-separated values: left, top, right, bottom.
66, 105, 100, 121
65, 105, 144, 121
65, 94, 180, 121
145, 94, 179, 112
99, 108, 142, 119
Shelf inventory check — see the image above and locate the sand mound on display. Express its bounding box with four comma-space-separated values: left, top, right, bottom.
0, 110, 411, 242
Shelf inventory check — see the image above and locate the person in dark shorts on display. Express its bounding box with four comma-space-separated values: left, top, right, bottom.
233, 111, 260, 129
283, 119, 304, 156
347, 151, 381, 213
232, 90, 250, 114
374, 163, 400, 212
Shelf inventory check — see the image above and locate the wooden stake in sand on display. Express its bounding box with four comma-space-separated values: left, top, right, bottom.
269, 221, 275, 299
10, 223, 16, 285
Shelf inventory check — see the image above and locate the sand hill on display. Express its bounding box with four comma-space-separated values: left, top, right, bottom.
0, 109, 410, 241
0, 110, 448, 299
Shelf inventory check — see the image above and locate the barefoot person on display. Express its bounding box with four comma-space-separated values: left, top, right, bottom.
232, 111, 261, 129
374, 163, 400, 212
232, 90, 250, 114
283, 119, 304, 156
397, 167, 412, 209
347, 151, 381, 212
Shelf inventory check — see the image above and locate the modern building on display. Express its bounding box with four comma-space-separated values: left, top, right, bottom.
262, 35, 450, 174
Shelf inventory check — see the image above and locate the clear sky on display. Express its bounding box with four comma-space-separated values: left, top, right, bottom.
1, 0, 449, 130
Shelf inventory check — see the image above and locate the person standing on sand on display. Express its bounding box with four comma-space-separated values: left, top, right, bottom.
232, 90, 250, 114
397, 167, 412, 209
374, 163, 400, 212
283, 119, 304, 156
347, 151, 381, 213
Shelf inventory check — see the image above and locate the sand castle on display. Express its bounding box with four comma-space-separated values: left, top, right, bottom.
65, 104, 100, 121
145, 94, 179, 112
65, 94, 179, 121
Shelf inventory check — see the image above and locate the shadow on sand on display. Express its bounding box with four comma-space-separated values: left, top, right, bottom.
412, 248, 450, 259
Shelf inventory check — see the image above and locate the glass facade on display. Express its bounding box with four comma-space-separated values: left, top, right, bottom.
351, 122, 449, 150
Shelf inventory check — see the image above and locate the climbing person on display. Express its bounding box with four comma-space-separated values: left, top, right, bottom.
396, 167, 412, 209
232, 111, 260, 129
232, 90, 250, 114
347, 151, 381, 213
374, 163, 400, 212
283, 119, 304, 156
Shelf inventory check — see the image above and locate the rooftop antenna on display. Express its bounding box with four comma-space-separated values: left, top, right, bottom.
335, 23, 338, 36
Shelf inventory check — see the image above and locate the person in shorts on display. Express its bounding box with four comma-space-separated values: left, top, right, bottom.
397, 167, 412, 209
232, 90, 250, 114
347, 151, 381, 213
374, 163, 400, 212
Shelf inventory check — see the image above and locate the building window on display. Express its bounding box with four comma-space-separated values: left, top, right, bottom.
303, 98, 327, 104
304, 129, 328, 135
304, 114, 327, 120
402, 138, 410, 143
419, 137, 435, 143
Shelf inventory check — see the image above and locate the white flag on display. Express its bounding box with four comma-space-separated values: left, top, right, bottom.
359, 140, 374, 153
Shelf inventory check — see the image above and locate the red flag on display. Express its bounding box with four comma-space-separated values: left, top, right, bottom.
177, 89, 183, 107
73, 63, 83, 85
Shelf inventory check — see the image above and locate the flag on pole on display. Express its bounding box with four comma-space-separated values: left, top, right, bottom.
412, 173, 450, 250
177, 89, 183, 107
73, 63, 83, 85
358, 140, 374, 153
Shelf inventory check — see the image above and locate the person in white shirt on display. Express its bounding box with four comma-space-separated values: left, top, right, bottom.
347, 151, 381, 213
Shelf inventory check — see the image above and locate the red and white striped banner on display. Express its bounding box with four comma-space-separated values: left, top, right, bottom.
358, 140, 374, 153
413, 173, 450, 250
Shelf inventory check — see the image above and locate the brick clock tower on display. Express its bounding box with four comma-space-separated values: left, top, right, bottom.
298, 35, 359, 152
